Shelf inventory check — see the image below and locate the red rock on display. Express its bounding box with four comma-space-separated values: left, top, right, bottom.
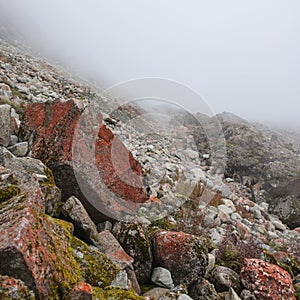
66, 282, 93, 300
21, 99, 148, 222
98, 230, 134, 269
240, 258, 295, 300
153, 231, 208, 285
0, 183, 81, 298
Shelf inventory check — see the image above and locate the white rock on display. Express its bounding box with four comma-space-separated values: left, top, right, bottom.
272, 220, 286, 231
7, 142, 28, 157
111, 270, 129, 290
151, 267, 174, 289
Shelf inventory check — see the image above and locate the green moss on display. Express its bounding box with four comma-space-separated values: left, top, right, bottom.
71, 236, 119, 287
0, 185, 21, 202
40, 167, 56, 187
44, 217, 81, 299
92, 287, 144, 300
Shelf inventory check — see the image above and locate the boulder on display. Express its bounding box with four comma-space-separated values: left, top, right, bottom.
152, 231, 208, 285
0, 190, 81, 298
21, 99, 148, 222
240, 258, 295, 300
210, 266, 241, 293
151, 267, 174, 289
112, 222, 153, 283
70, 236, 118, 288
0, 104, 11, 147
0, 147, 61, 216
189, 278, 219, 300
61, 196, 101, 247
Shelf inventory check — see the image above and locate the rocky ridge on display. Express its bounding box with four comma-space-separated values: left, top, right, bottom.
0, 37, 300, 299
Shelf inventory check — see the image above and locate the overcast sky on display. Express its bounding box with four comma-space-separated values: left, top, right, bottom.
0, 0, 299, 128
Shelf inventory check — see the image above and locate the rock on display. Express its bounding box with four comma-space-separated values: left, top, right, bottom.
189, 279, 219, 300
240, 258, 295, 300
112, 222, 153, 283
206, 253, 216, 275
97, 230, 141, 293
97, 220, 113, 232
240, 289, 256, 300
0, 187, 81, 299
225, 288, 241, 300
153, 231, 208, 285
0, 147, 61, 217
177, 295, 193, 300
9, 134, 18, 146
143, 287, 170, 299
61, 196, 101, 247
211, 266, 241, 293
66, 282, 93, 300
21, 99, 148, 223
272, 219, 286, 231
0, 275, 35, 300
111, 270, 129, 290
98, 230, 133, 269
0, 104, 11, 146
71, 236, 118, 288
7, 141, 28, 157
151, 267, 174, 289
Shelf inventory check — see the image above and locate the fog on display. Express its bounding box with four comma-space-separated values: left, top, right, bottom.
0, 0, 299, 129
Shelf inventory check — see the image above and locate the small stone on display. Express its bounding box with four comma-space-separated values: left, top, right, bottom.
177, 295, 193, 300
97, 221, 113, 232
206, 253, 216, 274
111, 270, 129, 290
272, 220, 286, 231
211, 266, 241, 293
225, 287, 241, 300
151, 267, 174, 289
8, 134, 18, 146
7, 142, 28, 157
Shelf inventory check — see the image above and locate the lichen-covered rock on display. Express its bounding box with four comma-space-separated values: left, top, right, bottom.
151, 267, 174, 289
211, 266, 241, 293
112, 222, 153, 283
71, 236, 118, 288
98, 230, 134, 269
93, 286, 144, 300
0, 147, 61, 216
0, 181, 82, 299
97, 230, 141, 293
21, 99, 148, 223
62, 196, 101, 247
189, 279, 220, 300
152, 231, 208, 285
0, 104, 12, 147
0, 275, 35, 300
240, 258, 296, 300
66, 282, 93, 300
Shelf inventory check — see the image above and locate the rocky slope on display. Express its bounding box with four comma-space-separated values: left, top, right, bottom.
0, 37, 300, 300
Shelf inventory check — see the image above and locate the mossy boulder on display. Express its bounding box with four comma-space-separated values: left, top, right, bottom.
71, 236, 119, 287
112, 222, 153, 283
0, 182, 82, 299
152, 231, 208, 286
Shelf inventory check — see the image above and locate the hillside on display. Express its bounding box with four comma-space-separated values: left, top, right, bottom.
0, 37, 300, 299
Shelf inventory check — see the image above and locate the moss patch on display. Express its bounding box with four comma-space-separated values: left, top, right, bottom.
0, 185, 21, 202
92, 287, 144, 300
71, 236, 119, 287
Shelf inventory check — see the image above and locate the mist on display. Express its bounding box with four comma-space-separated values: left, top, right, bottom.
0, 0, 299, 130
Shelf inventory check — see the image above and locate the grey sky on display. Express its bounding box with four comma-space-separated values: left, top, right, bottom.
0, 0, 299, 128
